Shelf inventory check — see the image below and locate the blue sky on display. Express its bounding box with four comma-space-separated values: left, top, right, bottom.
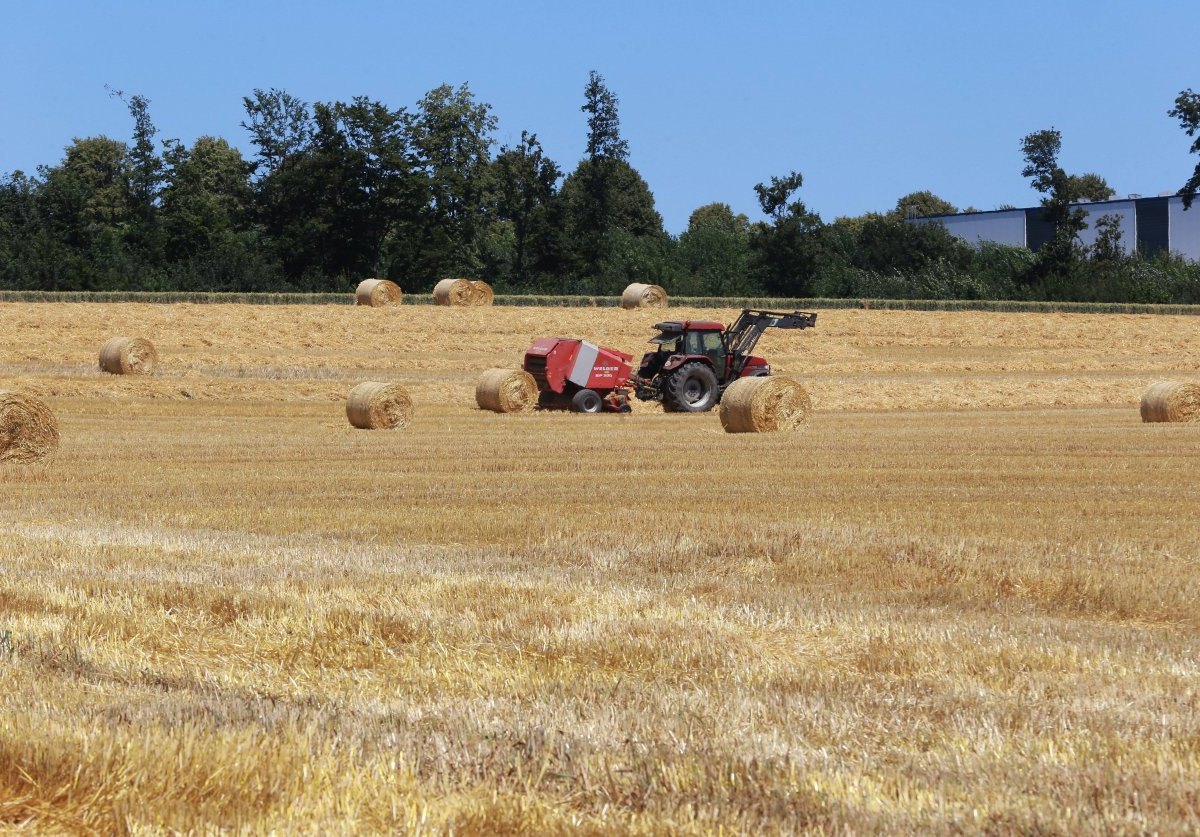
2, 0, 1196, 233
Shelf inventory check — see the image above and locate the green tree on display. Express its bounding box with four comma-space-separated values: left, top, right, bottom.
1021, 128, 1087, 280
1089, 213, 1126, 262
676, 202, 756, 296
45, 137, 131, 233
754, 171, 807, 220
1168, 88, 1200, 208
241, 89, 321, 283
750, 171, 825, 296
241, 91, 423, 288
241, 88, 313, 177
160, 136, 253, 260
331, 97, 424, 279
890, 190, 957, 221
581, 70, 629, 162
559, 158, 666, 291
1070, 172, 1115, 202
561, 71, 665, 290
108, 88, 163, 217
488, 131, 563, 287
0, 168, 100, 291
407, 83, 497, 280
852, 216, 972, 275
28, 136, 163, 289
158, 136, 287, 291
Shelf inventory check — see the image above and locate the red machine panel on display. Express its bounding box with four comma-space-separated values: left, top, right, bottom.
523, 338, 633, 395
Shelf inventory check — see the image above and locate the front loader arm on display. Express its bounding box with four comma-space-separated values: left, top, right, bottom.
726, 309, 818, 366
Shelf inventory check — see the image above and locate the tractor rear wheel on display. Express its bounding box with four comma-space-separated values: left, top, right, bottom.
570, 388, 604, 413
662, 362, 719, 412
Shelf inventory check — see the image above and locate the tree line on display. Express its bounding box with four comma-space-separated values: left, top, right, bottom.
3, 75, 1200, 302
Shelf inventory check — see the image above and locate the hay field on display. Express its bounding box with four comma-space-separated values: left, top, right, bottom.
1, 303, 1199, 833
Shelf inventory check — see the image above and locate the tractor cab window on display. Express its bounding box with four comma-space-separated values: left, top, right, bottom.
699, 330, 727, 378
700, 332, 724, 354
652, 334, 682, 354
683, 331, 705, 355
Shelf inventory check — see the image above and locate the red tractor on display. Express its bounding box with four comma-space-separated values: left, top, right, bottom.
522, 309, 817, 413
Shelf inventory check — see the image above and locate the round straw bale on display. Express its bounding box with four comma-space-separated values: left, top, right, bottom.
469, 280, 495, 306
355, 278, 403, 307
1140, 381, 1200, 423
346, 382, 413, 429
0, 390, 59, 464
620, 282, 668, 309
99, 336, 157, 375
719, 376, 812, 434
476, 368, 538, 413
433, 278, 475, 306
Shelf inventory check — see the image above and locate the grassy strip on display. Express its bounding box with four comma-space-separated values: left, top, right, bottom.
3, 289, 1200, 315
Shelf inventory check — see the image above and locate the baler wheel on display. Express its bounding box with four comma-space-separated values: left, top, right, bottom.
570, 389, 604, 413
663, 362, 719, 412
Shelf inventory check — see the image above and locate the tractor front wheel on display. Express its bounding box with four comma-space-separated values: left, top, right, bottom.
662, 362, 719, 412
570, 388, 604, 413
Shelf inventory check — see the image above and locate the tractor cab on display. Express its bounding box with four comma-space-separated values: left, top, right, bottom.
638, 320, 729, 383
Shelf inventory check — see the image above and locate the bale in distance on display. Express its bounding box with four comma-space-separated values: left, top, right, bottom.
99, 336, 157, 375
1140, 381, 1200, 423
476, 368, 538, 413
0, 390, 59, 464
346, 382, 413, 429
620, 282, 668, 310
719, 376, 812, 434
433, 278, 476, 306
355, 278, 403, 307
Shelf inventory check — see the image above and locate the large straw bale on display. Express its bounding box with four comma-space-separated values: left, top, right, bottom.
346, 382, 413, 429
620, 282, 668, 309
355, 278, 403, 307
476, 368, 538, 413
433, 278, 476, 306
719, 376, 812, 433
99, 336, 157, 375
1140, 381, 1200, 423
469, 280, 495, 306
0, 390, 59, 464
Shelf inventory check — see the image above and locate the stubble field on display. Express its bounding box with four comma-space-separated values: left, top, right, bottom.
1, 302, 1199, 833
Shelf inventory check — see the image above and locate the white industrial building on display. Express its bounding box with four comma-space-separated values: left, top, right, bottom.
912, 194, 1200, 261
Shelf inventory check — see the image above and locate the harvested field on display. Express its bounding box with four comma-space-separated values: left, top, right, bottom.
1, 302, 1200, 832
1, 303, 1197, 410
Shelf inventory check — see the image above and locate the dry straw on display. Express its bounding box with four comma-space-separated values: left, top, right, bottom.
620, 282, 668, 309
433, 278, 492, 306
469, 280, 495, 306
476, 368, 538, 413
719, 376, 812, 433
99, 336, 157, 375
0, 390, 59, 464
1140, 381, 1200, 423
346, 382, 413, 429
354, 278, 403, 307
